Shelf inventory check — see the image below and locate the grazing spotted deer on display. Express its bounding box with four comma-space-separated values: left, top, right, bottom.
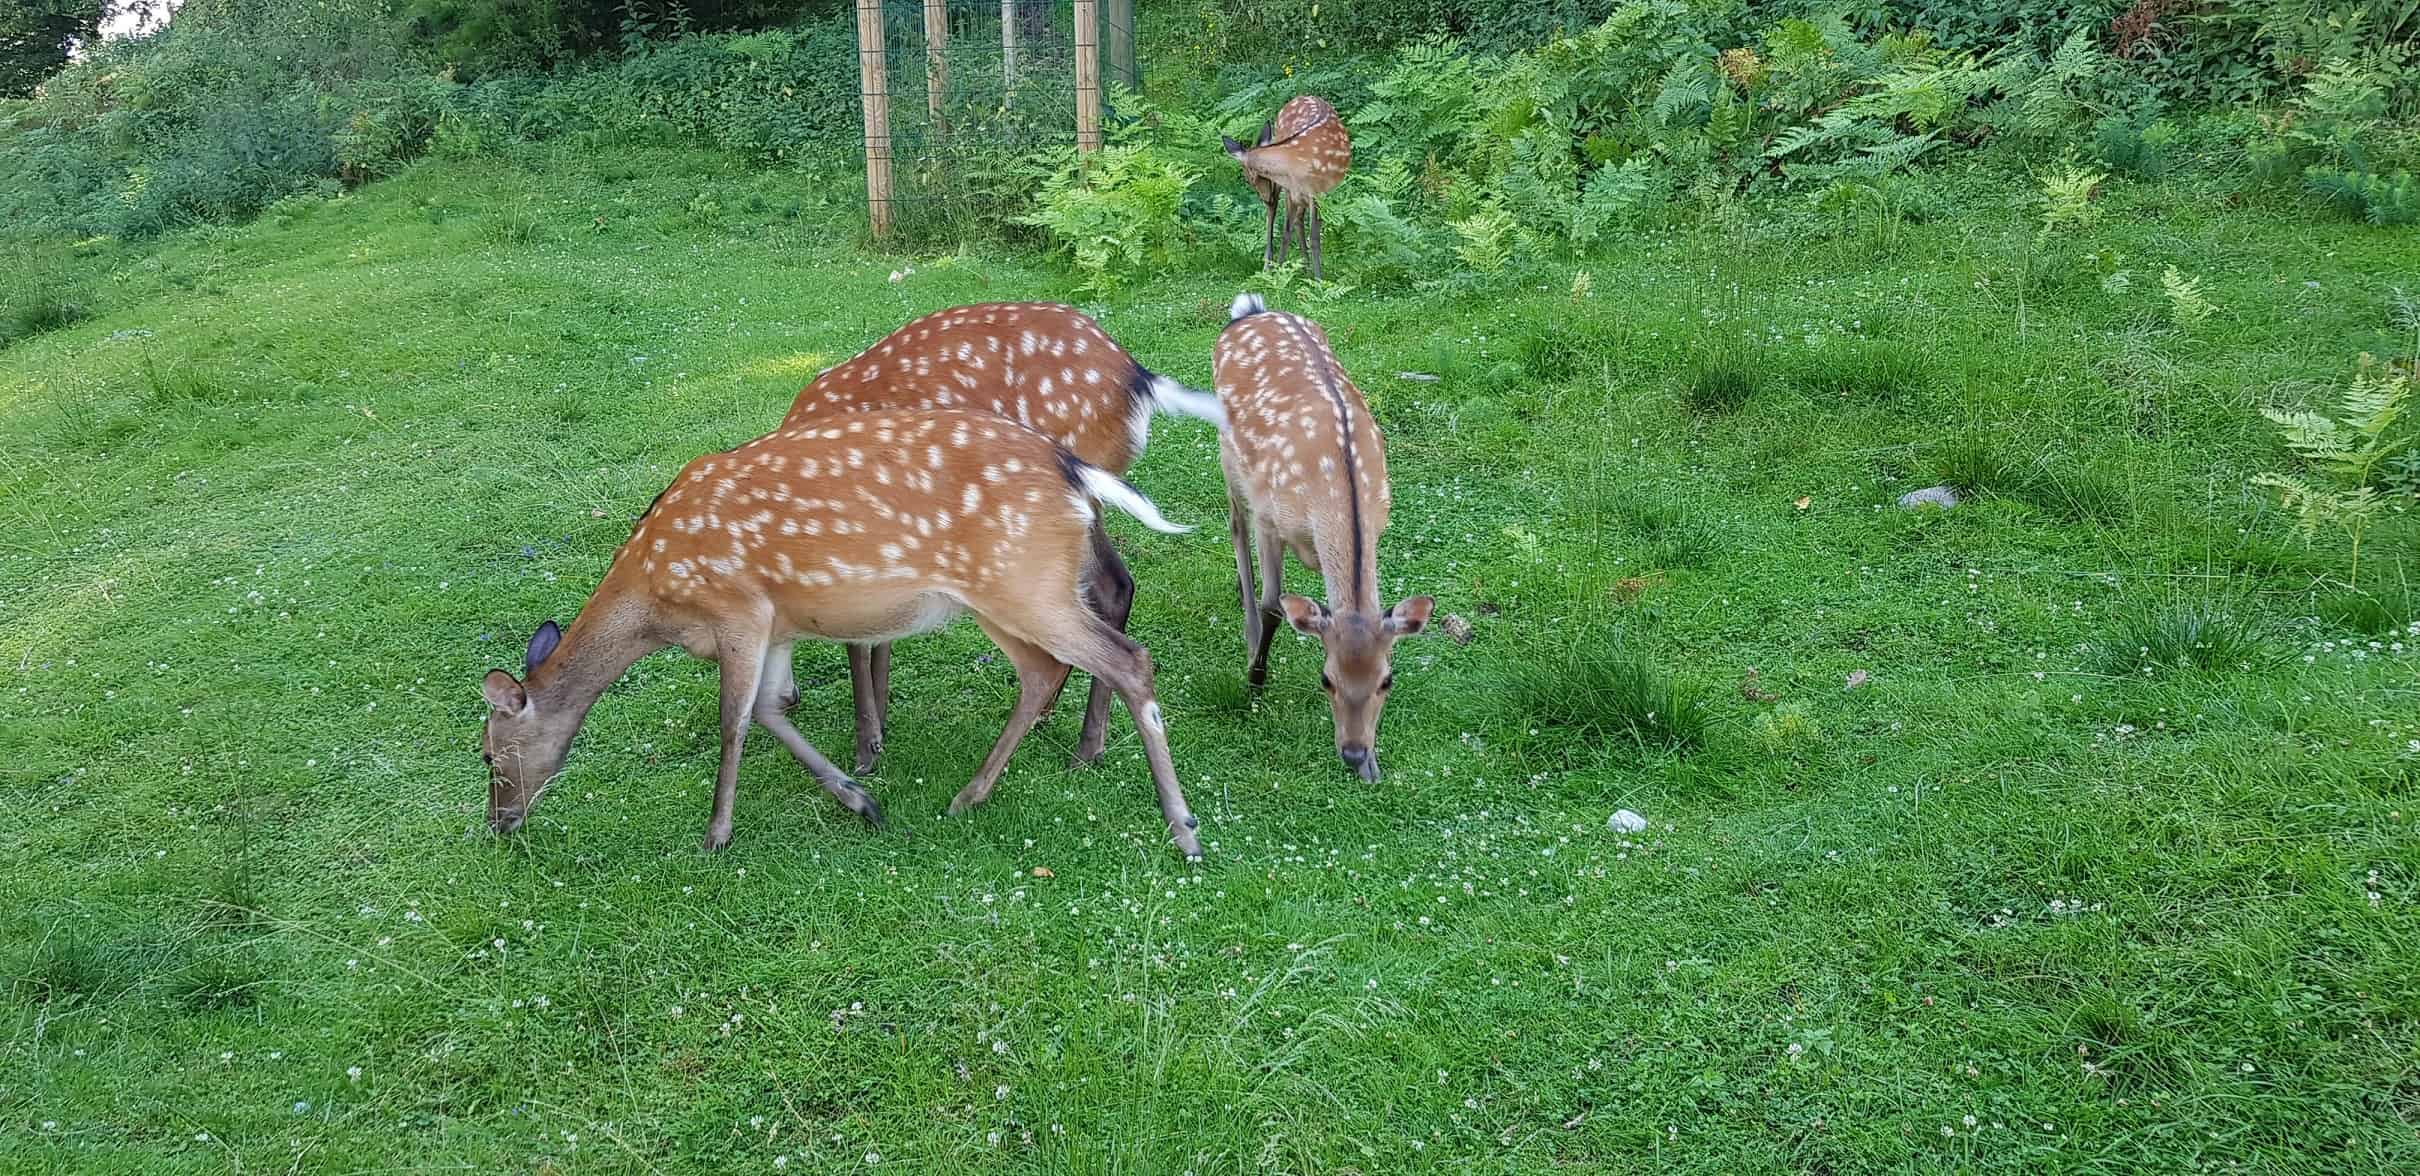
1213, 293, 1432, 782
1221, 96, 1352, 279
478, 409, 1205, 858
780, 302, 1223, 774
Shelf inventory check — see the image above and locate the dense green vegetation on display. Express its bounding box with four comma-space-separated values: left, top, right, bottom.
4, 0, 2420, 1170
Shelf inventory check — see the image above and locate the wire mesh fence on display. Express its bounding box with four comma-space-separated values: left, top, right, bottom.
855, 0, 1136, 241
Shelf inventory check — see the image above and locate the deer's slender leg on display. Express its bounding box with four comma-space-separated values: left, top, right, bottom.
869, 643, 891, 730
1227, 477, 1262, 668
706, 625, 771, 852
775, 653, 801, 711
847, 644, 884, 774
1268, 189, 1287, 264
1072, 521, 1134, 766
1055, 621, 1200, 859
753, 642, 884, 827
950, 622, 1073, 815
1274, 199, 1295, 268
1307, 201, 1323, 281
1247, 518, 1285, 687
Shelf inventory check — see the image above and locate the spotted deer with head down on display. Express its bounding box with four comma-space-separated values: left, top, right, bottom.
1222, 96, 1351, 279
477, 409, 1206, 858
781, 302, 1222, 774
1213, 293, 1432, 782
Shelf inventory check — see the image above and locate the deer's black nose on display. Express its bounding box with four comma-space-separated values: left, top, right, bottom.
1340, 745, 1379, 783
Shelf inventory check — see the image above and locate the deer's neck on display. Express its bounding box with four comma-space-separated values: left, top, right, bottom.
526, 601, 661, 732
1317, 532, 1383, 617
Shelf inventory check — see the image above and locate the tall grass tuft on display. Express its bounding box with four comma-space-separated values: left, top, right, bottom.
2098, 599, 2269, 675
1504, 631, 1711, 756
2319, 582, 2417, 635
1680, 347, 1759, 416
1797, 339, 1932, 404
1, 289, 89, 348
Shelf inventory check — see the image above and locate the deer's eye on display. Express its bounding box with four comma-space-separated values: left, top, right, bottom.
1319, 672, 1335, 692
1380, 673, 1396, 692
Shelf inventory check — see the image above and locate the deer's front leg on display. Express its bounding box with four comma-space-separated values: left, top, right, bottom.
1247, 520, 1285, 688
848, 643, 886, 775
1227, 482, 1262, 671
754, 642, 884, 829
707, 630, 770, 852
772, 653, 801, 711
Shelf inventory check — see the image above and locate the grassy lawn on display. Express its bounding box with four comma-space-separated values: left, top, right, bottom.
4, 142, 2419, 1171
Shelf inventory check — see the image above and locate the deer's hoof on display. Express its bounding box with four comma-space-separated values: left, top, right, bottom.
854, 796, 887, 831
701, 826, 733, 853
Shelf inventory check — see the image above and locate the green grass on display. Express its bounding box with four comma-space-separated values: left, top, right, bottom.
4, 143, 2420, 1171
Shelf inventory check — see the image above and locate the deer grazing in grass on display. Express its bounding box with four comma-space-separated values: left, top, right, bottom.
477, 409, 1206, 858
1213, 293, 1431, 782
778, 302, 1223, 774
1222, 96, 1352, 280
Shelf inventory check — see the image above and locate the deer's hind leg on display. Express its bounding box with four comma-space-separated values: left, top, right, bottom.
1306, 200, 1324, 281
1260, 188, 1280, 266
950, 622, 1075, 815
1037, 613, 1201, 859
1071, 521, 1135, 767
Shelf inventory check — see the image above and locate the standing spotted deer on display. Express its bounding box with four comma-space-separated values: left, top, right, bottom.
477, 409, 1206, 858
1222, 96, 1351, 279
1214, 293, 1432, 782
779, 302, 1223, 774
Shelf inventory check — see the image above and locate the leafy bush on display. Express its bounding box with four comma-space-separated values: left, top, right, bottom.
1020, 146, 1196, 294
2248, 58, 2420, 223
2251, 355, 2412, 585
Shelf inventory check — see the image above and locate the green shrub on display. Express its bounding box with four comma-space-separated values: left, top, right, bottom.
1020, 146, 1196, 294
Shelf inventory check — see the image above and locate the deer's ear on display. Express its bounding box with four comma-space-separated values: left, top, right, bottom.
482, 670, 529, 716
1385, 596, 1436, 636
526, 620, 562, 669
1280, 595, 1330, 635
1221, 134, 1246, 157
1255, 119, 1275, 147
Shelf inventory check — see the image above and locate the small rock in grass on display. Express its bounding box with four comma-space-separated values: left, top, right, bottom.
1898, 485, 1960, 511
1607, 809, 1647, 835
1396, 371, 1441, 382
1439, 614, 1475, 645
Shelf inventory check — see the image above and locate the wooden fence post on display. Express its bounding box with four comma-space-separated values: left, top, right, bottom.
1073, 0, 1100, 153
999, 0, 1018, 107
1106, 0, 1136, 92
924, 0, 948, 129
857, 0, 892, 237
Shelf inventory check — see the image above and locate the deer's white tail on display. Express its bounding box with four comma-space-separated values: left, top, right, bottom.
1229, 292, 1268, 323
1075, 463, 1190, 534
1144, 372, 1226, 428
